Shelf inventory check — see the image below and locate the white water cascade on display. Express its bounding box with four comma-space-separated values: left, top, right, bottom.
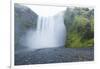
23, 11, 66, 49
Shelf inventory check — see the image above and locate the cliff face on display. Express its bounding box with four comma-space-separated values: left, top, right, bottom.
14, 4, 38, 50
64, 7, 94, 48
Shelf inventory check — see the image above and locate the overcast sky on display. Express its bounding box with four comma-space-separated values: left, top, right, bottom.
24, 4, 67, 17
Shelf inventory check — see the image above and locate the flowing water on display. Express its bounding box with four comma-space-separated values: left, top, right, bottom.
23, 13, 66, 49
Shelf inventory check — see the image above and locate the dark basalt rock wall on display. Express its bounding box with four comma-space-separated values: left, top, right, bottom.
14, 3, 38, 50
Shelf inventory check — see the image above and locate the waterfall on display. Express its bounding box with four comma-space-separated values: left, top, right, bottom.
24, 13, 66, 49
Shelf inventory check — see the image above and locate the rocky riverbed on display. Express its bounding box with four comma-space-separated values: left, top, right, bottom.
15, 47, 94, 65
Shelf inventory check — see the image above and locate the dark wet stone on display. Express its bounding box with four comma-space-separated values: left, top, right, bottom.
15, 47, 94, 65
